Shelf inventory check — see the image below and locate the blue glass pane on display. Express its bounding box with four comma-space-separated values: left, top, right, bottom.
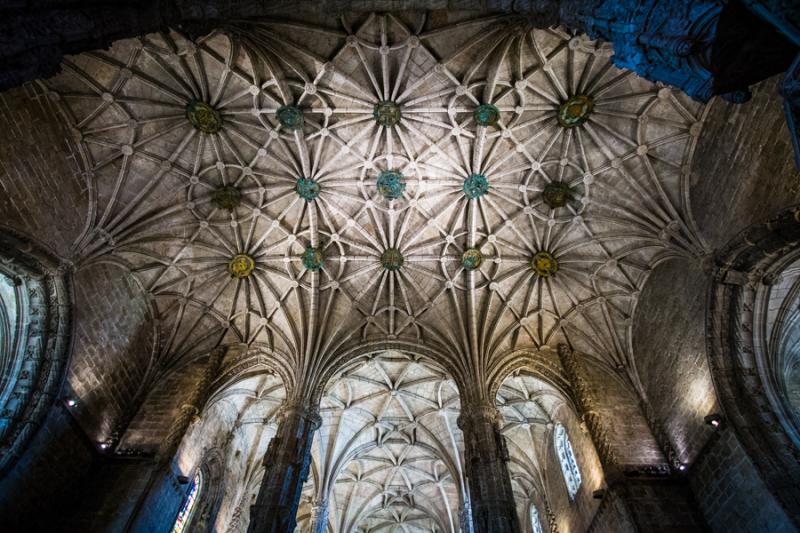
172, 470, 203, 533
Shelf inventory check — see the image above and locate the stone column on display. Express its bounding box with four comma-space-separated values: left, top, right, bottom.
457, 401, 520, 533
557, 344, 618, 475
459, 497, 474, 533
309, 499, 329, 533
247, 401, 321, 533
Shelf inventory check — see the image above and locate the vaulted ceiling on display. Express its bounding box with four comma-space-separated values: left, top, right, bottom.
44, 12, 707, 403
38, 11, 711, 531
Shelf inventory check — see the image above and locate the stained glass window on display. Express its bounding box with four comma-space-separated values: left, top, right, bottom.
172, 470, 203, 533
530, 504, 543, 533
555, 424, 581, 500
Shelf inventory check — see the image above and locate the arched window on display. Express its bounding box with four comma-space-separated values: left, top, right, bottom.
172, 470, 203, 533
554, 424, 581, 500
529, 504, 543, 533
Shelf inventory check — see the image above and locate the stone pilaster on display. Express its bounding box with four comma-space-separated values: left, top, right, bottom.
557, 344, 618, 475
459, 497, 475, 533
457, 401, 520, 533
247, 401, 321, 533
309, 499, 329, 533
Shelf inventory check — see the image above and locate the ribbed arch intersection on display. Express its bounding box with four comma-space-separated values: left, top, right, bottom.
298, 351, 464, 533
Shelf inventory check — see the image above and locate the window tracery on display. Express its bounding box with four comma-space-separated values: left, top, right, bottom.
529, 504, 543, 533
554, 424, 581, 500
172, 470, 203, 533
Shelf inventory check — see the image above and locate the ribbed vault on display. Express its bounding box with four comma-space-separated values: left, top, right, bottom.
43, 11, 707, 403
29, 9, 715, 531
297, 351, 464, 533
176, 371, 287, 532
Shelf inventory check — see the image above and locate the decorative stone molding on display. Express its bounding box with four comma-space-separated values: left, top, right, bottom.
457, 401, 520, 533
0, 227, 72, 475
156, 346, 227, 467
247, 400, 321, 533
707, 205, 800, 524
557, 344, 618, 472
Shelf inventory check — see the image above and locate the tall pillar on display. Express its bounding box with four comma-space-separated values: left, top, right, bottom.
309, 499, 329, 533
247, 401, 321, 533
457, 401, 520, 533
459, 497, 474, 533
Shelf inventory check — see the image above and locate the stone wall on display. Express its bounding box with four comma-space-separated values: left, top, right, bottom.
69, 262, 156, 444
588, 487, 636, 533
589, 479, 705, 533
632, 258, 718, 465
689, 427, 794, 533
582, 363, 666, 468
0, 405, 96, 530
691, 76, 799, 249
0, 83, 85, 257
121, 361, 207, 452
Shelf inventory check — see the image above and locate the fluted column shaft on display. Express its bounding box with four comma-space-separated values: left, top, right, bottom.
457, 401, 520, 533
247, 401, 321, 533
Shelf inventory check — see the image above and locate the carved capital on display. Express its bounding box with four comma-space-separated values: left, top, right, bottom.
456, 403, 502, 432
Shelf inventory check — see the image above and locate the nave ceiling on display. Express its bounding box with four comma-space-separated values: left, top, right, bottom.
43, 12, 708, 404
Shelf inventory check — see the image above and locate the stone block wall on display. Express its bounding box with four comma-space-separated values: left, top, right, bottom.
632, 257, 718, 465
0, 83, 86, 258
590, 478, 706, 533
689, 427, 794, 533
69, 263, 156, 444
0, 405, 94, 530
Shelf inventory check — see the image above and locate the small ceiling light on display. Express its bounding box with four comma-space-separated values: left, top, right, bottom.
677, 463, 687, 471
65, 398, 77, 408
98, 442, 110, 450
704, 413, 723, 428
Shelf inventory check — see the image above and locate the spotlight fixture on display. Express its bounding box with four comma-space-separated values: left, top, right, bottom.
704, 413, 723, 428
177, 475, 190, 484
98, 441, 110, 450
677, 463, 687, 472
65, 398, 77, 408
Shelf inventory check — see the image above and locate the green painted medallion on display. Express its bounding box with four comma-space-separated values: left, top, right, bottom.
301, 246, 324, 271
377, 170, 406, 200
381, 248, 404, 271
474, 103, 500, 127
462, 248, 483, 271
211, 185, 241, 211
463, 174, 490, 199
542, 182, 575, 209
186, 100, 223, 134
373, 101, 401, 127
557, 95, 594, 128
296, 178, 320, 201
531, 251, 558, 277
229, 254, 255, 278
277, 105, 304, 130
